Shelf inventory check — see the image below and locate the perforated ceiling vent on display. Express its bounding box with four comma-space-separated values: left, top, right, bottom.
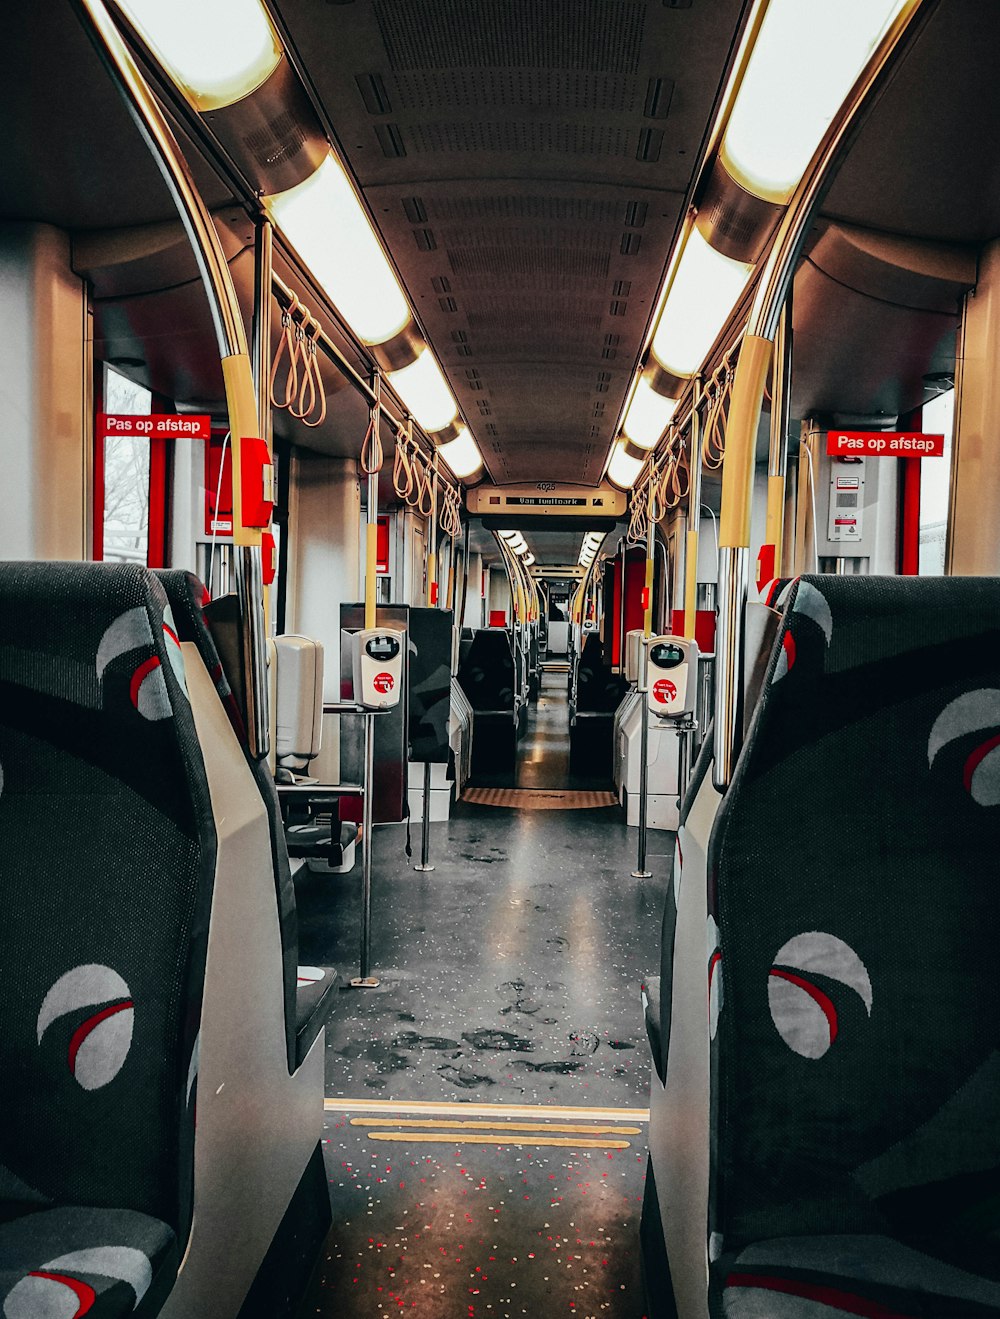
447, 244, 612, 282
392, 70, 639, 113
409, 122, 633, 157
373, 0, 645, 74
429, 196, 627, 225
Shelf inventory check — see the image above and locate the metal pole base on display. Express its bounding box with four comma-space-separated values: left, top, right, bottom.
349, 976, 381, 989
413, 863, 435, 872
631, 869, 653, 879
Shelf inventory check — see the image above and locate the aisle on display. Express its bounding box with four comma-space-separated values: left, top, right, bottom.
292, 803, 669, 1318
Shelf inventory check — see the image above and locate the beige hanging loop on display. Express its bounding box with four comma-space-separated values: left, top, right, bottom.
299, 317, 327, 428
360, 374, 384, 476
268, 291, 299, 411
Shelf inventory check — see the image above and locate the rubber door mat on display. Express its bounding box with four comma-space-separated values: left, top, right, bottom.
462, 787, 618, 809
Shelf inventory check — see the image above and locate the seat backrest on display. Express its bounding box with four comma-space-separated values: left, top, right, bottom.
576, 631, 626, 712
273, 634, 324, 770
710, 575, 1000, 1254
0, 562, 216, 1237
156, 571, 300, 1074
458, 628, 515, 712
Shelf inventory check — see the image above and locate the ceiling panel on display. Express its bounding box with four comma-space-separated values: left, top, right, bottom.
274, 0, 749, 483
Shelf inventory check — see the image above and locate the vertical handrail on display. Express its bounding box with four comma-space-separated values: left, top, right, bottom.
712, 0, 929, 790
765, 297, 792, 580
684, 379, 704, 640
76, 0, 269, 757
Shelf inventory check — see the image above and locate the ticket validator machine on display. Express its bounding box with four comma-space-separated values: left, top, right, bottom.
646, 635, 699, 798
352, 628, 405, 710
349, 627, 405, 989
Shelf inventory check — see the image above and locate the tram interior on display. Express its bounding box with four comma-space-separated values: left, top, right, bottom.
2, 0, 1000, 1316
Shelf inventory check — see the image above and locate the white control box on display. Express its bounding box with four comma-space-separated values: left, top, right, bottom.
624, 630, 645, 685
646, 636, 699, 718
827, 457, 866, 544
352, 628, 405, 709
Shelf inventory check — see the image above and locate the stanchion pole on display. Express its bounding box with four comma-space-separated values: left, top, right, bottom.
353, 711, 380, 987
632, 704, 652, 879
633, 473, 655, 879
413, 760, 435, 872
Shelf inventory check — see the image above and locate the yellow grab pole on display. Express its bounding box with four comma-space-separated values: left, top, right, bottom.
364, 377, 381, 631
719, 336, 773, 549
684, 379, 703, 640
643, 475, 655, 638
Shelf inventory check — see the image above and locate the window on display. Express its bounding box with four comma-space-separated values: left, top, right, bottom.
918, 389, 955, 576
95, 367, 169, 567
101, 368, 152, 564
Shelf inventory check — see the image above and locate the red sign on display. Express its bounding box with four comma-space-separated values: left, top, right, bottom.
373, 672, 395, 694
99, 413, 211, 439
376, 515, 390, 575
653, 677, 677, 705
826, 430, 945, 458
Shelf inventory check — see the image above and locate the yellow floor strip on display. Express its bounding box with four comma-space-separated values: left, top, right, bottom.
367, 1131, 631, 1149
352, 1117, 641, 1135
325, 1098, 649, 1121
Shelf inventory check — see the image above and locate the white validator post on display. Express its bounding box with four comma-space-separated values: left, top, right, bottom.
351, 628, 405, 986
646, 635, 700, 820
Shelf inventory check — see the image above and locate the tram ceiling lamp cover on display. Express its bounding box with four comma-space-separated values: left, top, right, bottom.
264, 154, 411, 346
114, 0, 281, 110
388, 348, 459, 433
650, 228, 752, 380
720, 0, 909, 205
623, 376, 678, 449
437, 428, 483, 481
607, 438, 645, 491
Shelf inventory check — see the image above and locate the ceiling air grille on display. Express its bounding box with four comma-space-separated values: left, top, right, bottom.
447, 245, 611, 281
408, 121, 632, 157
391, 70, 638, 114
430, 196, 624, 225
373, 0, 645, 74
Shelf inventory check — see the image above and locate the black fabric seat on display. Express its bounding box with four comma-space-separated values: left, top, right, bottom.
0, 562, 222, 1317
570, 633, 625, 771
458, 629, 518, 774
155, 570, 338, 1071
667, 576, 1000, 1317
0, 1207, 177, 1318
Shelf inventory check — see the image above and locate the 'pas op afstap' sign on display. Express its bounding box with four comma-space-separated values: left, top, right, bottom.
827, 430, 944, 458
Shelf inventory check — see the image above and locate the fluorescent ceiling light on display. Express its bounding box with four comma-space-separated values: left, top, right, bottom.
623, 378, 677, 449
116, 0, 282, 111
722, 0, 907, 204
437, 428, 482, 480
607, 440, 644, 491
651, 228, 752, 380
389, 349, 459, 433
265, 154, 411, 346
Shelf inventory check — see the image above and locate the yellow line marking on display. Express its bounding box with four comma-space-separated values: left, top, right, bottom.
352, 1117, 642, 1135
367, 1132, 631, 1149
324, 1099, 649, 1121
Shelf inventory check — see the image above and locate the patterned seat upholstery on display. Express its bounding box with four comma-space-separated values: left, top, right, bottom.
0, 562, 220, 1316
0, 1207, 176, 1318
155, 570, 338, 1070
703, 575, 1000, 1317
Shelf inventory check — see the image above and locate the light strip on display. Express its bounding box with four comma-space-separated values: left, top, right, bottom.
436, 429, 482, 480
607, 440, 645, 491
115, 0, 282, 111
623, 377, 678, 449
650, 228, 752, 379
388, 348, 458, 433
721, 0, 908, 204
264, 154, 411, 346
